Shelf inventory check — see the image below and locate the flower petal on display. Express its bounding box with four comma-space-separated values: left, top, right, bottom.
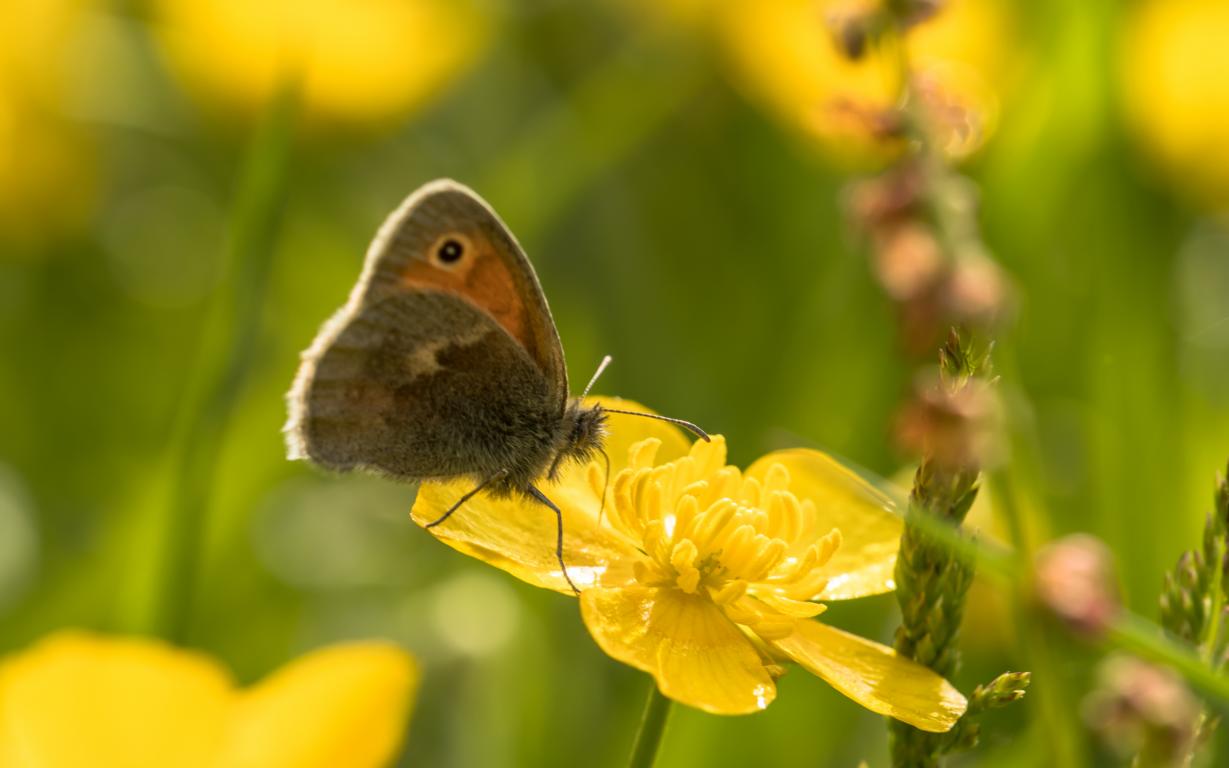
412, 479, 641, 592
0, 631, 234, 768
747, 449, 902, 600
772, 620, 966, 732
216, 642, 418, 768
580, 586, 776, 714
410, 397, 690, 593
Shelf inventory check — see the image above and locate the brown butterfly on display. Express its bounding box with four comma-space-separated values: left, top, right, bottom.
285, 179, 705, 591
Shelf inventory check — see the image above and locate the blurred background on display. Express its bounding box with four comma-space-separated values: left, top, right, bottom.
2, 0, 1228, 765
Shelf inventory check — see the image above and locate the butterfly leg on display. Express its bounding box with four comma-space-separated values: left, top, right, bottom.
526, 485, 581, 594
424, 474, 499, 529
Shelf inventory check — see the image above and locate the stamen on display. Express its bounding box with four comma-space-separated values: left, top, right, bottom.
743, 537, 788, 582
750, 618, 795, 640
762, 463, 791, 495
687, 500, 739, 552
710, 579, 748, 605
628, 438, 662, 470
756, 593, 827, 618
740, 476, 764, 507
714, 523, 757, 572
643, 518, 672, 564
672, 494, 701, 537
816, 529, 843, 568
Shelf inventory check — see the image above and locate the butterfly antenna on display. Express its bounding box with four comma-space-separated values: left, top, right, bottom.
581, 355, 613, 399
602, 408, 711, 442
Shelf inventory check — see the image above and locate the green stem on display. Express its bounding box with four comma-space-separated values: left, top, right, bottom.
873, 469, 1229, 708
150, 84, 298, 644
1107, 613, 1229, 706
628, 682, 673, 768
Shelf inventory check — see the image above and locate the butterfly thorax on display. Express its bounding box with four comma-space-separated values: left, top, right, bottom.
468, 398, 605, 498
483, 400, 605, 497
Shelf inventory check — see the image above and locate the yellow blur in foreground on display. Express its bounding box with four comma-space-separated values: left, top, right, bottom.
1122, 0, 1229, 209
0, 632, 418, 768
153, 0, 490, 125
413, 398, 966, 729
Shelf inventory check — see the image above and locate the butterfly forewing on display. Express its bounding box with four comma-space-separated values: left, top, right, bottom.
362, 180, 568, 404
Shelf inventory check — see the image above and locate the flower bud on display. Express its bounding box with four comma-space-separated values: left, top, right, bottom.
1083, 654, 1200, 765
895, 370, 1002, 469
1034, 534, 1121, 636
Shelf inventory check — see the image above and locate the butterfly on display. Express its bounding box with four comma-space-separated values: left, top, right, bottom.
284, 179, 706, 591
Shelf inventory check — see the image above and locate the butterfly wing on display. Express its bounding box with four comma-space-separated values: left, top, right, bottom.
285, 180, 568, 481
287, 291, 559, 479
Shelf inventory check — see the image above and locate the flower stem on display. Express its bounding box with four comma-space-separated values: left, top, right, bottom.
627, 682, 673, 768
150, 83, 298, 644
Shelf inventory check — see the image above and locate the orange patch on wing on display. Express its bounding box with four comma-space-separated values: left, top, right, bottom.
400, 244, 540, 365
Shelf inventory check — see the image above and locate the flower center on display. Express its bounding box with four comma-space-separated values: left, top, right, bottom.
595, 437, 843, 631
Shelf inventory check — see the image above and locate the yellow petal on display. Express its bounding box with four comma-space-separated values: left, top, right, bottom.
215, 642, 418, 768
747, 449, 902, 600
410, 397, 690, 593
412, 478, 642, 593
771, 621, 966, 732
580, 586, 776, 715
0, 631, 234, 768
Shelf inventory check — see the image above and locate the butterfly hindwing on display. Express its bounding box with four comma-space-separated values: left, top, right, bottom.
287, 290, 559, 481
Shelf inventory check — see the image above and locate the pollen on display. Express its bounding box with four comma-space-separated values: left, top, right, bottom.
608, 437, 842, 635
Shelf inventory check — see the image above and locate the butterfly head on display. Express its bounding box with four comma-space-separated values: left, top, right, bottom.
547, 401, 608, 480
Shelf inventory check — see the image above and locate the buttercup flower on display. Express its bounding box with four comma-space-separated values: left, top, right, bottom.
0, 631, 418, 768
413, 398, 967, 728
153, 0, 490, 126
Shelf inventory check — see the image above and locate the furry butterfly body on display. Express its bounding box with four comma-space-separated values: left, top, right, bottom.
285, 180, 606, 498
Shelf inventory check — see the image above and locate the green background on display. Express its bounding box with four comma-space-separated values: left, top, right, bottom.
2, 1, 1227, 765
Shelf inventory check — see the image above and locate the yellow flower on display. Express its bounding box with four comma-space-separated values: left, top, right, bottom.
1121, 0, 1229, 208
716, 0, 1014, 163
412, 398, 967, 728
152, 0, 491, 126
0, 631, 418, 768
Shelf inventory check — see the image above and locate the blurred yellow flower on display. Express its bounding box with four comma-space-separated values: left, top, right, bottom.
413, 398, 967, 727
153, 0, 491, 126
0, 631, 418, 768
0, 0, 96, 243
1121, 0, 1229, 208
716, 0, 1013, 163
